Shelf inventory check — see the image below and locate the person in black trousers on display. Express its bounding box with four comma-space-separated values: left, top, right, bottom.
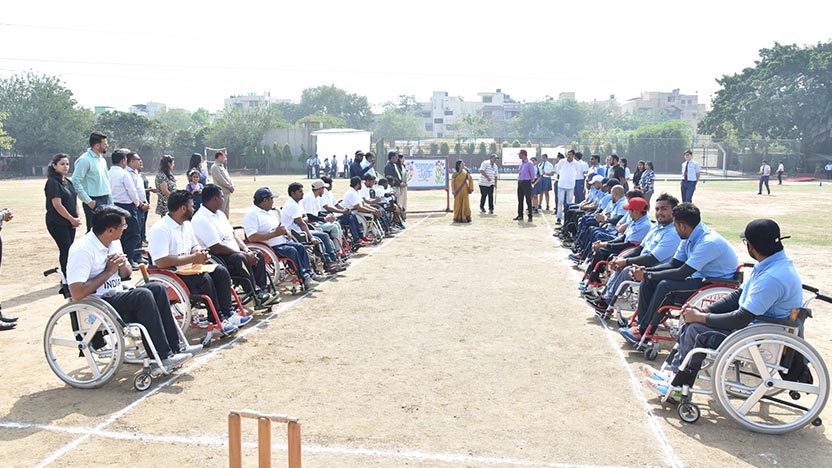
0, 206, 16, 330
514, 149, 535, 222
45, 153, 82, 284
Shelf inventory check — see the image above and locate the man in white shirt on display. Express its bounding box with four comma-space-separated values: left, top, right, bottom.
776, 160, 785, 185
360, 174, 394, 233
360, 152, 377, 178
108, 149, 148, 270
680, 150, 701, 203
758, 160, 772, 195
478, 154, 499, 214
192, 185, 280, 309
68, 205, 196, 369
319, 176, 370, 246
343, 176, 381, 240
124, 152, 151, 264
147, 190, 244, 332
243, 188, 323, 289
555, 151, 581, 224
573, 152, 590, 204
281, 182, 344, 272
301, 179, 345, 252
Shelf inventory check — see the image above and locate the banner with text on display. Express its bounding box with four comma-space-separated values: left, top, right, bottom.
404, 157, 449, 190
501, 147, 537, 166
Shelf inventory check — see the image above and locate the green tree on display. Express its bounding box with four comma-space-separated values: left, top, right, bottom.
439, 142, 450, 156
372, 111, 427, 142
171, 129, 196, 156
295, 114, 347, 129
629, 121, 693, 173
283, 143, 293, 162
489, 142, 498, 155
155, 108, 194, 131
466, 143, 476, 155
382, 95, 421, 115
296, 85, 373, 129
191, 108, 212, 127
0, 113, 13, 150
478, 142, 487, 155
511, 139, 521, 148
460, 114, 494, 137
95, 111, 161, 156
700, 41, 832, 153
0, 71, 93, 161
429, 142, 439, 155
205, 104, 290, 167
298, 143, 308, 163
511, 99, 587, 141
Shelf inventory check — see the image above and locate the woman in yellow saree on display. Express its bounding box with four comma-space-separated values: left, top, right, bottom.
452, 160, 473, 223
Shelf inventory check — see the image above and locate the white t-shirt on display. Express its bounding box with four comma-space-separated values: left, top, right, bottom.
301, 191, 322, 215
147, 215, 200, 270
191, 206, 238, 251
243, 205, 286, 247
540, 160, 555, 178
359, 183, 374, 201
342, 187, 362, 210
280, 197, 306, 233
320, 189, 338, 209
67, 231, 124, 297
555, 160, 581, 189
576, 160, 589, 181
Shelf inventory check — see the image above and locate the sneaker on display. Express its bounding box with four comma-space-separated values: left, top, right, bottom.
227, 312, 252, 328
180, 343, 203, 356
512, 216, 523, 221
642, 364, 672, 382
568, 253, 582, 262
311, 273, 326, 281
258, 291, 281, 307
131, 262, 141, 271
480, 208, 486, 213
304, 277, 319, 289
619, 326, 642, 345
527, 216, 533, 222
489, 210, 494, 215
646, 378, 682, 398
160, 352, 192, 370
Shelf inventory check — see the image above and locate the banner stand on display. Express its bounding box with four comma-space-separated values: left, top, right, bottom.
402, 156, 451, 214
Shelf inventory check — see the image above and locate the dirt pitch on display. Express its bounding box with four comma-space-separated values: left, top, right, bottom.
0, 175, 831, 468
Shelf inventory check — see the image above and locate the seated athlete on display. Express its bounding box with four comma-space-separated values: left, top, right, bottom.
587, 193, 681, 311
376, 178, 406, 229
301, 179, 349, 260
147, 190, 247, 331
67, 205, 198, 370
282, 182, 345, 272
243, 187, 324, 289
360, 174, 395, 234
318, 176, 370, 246
191, 185, 281, 309
643, 219, 803, 398
620, 203, 739, 346
342, 176, 382, 241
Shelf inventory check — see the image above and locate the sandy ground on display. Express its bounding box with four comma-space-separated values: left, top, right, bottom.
0, 175, 830, 468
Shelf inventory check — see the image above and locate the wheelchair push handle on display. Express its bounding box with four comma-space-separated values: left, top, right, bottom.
43, 267, 68, 284
802, 284, 832, 305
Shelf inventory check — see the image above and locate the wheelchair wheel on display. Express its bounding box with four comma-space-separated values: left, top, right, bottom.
677, 401, 701, 423
247, 243, 280, 286
712, 326, 830, 434
133, 371, 153, 392
144, 274, 192, 334
687, 286, 735, 309
43, 299, 125, 389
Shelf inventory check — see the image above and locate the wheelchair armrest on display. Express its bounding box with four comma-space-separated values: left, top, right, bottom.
702, 277, 741, 287
754, 308, 811, 328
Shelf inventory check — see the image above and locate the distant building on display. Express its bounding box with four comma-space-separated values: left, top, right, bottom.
622, 89, 706, 128
417, 89, 523, 138
128, 101, 167, 118
224, 92, 291, 110
94, 106, 115, 114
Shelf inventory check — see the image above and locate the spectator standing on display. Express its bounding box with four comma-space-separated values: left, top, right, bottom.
138, 160, 153, 244
539, 154, 555, 211
0, 205, 14, 329
109, 148, 147, 269
632, 160, 645, 188
620, 158, 631, 191
680, 149, 701, 203
573, 152, 589, 203
361, 152, 377, 178
155, 155, 177, 217
478, 154, 499, 214
125, 152, 150, 263
555, 151, 581, 225
776, 160, 785, 185
758, 160, 771, 195
384, 152, 404, 209
187, 153, 208, 186
514, 149, 535, 222
45, 153, 81, 282
451, 160, 474, 223
638, 161, 656, 205
349, 151, 364, 179
314, 154, 321, 178
342, 155, 349, 178
210, 151, 234, 217
73, 131, 111, 231
186, 169, 204, 211
825, 161, 832, 180
306, 156, 314, 179
397, 153, 409, 214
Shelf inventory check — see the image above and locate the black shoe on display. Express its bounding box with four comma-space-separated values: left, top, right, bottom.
556, 219, 562, 225
0, 309, 18, 323
527, 216, 533, 223
0, 321, 15, 331
480, 208, 486, 213
512, 216, 523, 221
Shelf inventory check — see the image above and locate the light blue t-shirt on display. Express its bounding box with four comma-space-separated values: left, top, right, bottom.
624, 214, 652, 243
739, 250, 803, 320
641, 222, 682, 264
673, 222, 738, 279
609, 196, 627, 219
598, 193, 612, 212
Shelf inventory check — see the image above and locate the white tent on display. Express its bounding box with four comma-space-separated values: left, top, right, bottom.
312, 129, 372, 170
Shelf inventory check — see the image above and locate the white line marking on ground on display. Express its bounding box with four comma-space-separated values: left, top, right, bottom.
4, 421, 630, 468
539, 212, 683, 468
34, 215, 435, 468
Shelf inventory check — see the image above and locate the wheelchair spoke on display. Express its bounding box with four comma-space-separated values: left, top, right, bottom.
84, 349, 102, 378
747, 344, 776, 380
50, 337, 81, 348
772, 379, 821, 395
737, 381, 769, 415
82, 317, 103, 345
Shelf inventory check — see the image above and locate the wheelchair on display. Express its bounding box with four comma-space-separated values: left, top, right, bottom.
658, 285, 831, 434
137, 261, 247, 347
42, 268, 188, 392
233, 226, 308, 295
612, 264, 751, 360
